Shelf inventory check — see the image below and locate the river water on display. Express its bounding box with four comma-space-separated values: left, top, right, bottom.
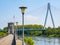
18, 36, 60, 45
32, 37, 60, 45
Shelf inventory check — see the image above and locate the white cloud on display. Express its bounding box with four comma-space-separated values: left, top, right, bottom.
25, 15, 38, 20
24, 14, 40, 24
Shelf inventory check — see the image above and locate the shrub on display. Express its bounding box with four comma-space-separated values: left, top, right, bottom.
19, 37, 34, 45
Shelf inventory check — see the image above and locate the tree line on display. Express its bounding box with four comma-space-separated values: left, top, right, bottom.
3, 24, 60, 37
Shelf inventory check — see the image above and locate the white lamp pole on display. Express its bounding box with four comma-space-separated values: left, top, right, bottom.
19, 6, 27, 45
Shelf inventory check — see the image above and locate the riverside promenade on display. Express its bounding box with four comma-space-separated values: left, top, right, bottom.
0, 34, 22, 45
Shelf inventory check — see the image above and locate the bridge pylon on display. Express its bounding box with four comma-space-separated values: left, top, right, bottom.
44, 3, 55, 28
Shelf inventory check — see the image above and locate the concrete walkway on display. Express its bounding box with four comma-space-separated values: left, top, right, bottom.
16, 39, 22, 45
0, 34, 22, 45
0, 34, 13, 45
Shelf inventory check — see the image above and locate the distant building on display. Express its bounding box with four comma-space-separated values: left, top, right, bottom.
8, 22, 14, 34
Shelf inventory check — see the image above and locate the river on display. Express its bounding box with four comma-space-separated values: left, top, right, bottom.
32, 36, 60, 45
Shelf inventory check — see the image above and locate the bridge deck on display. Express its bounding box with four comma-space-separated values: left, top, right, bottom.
17, 28, 46, 31
0, 34, 22, 45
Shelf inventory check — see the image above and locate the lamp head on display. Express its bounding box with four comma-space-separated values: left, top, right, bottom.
19, 6, 27, 14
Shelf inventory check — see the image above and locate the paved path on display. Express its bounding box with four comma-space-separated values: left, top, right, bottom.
16, 39, 22, 45
0, 34, 22, 45
0, 34, 13, 45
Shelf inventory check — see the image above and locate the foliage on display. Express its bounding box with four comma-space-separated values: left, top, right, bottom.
19, 37, 34, 45
29, 31, 42, 36
3, 24, 60, 37
16, 24, 43, 36
0, 30, 8, 38
24, 37, 34, 45
45, 27, 60, 37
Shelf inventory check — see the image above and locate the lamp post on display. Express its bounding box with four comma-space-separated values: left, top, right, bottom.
16, 22, 18, 31
19, 6, 27, 45
15, 22, 18, 39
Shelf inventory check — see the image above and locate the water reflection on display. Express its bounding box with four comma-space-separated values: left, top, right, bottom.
33, 37, 60, 45
58, 38, 60, 45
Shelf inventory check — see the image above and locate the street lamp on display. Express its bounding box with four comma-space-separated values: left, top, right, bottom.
16, 22, 18, 29
19, 6, 27, 45
15, 22, 18, 39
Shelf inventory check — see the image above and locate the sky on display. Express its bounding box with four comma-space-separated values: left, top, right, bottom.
0, 0, 60, 29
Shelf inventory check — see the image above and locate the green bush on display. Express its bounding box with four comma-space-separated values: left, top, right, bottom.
24, 37, 34, 45
19, 37, 34, 45
0, 30, 8, 38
